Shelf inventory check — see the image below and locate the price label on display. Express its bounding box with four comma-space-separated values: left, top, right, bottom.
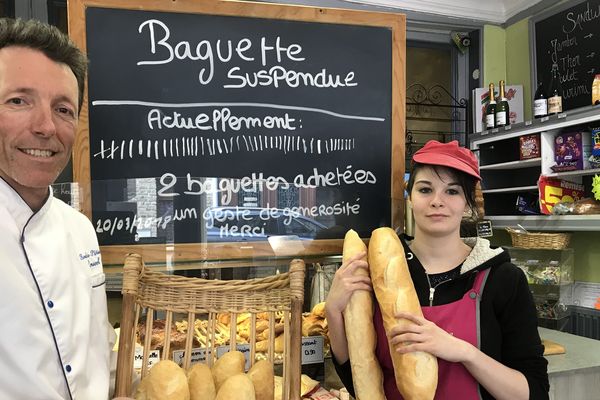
504, 125, 512, 130
133, 348, 160, 370
172, 347, 213, 367
301, 336, 324, 365
540, 116, 550, 122
558, 112, 567, 119
476, 220, 493, 237
525, 120, 533, 126
491, 128, 499, 134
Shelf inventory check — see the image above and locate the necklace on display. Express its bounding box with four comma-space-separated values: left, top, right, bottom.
427, 264, 462, 287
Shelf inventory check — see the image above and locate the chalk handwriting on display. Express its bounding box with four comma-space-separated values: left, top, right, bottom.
137, 18, 355, 88
563, 2, 600, 33
156, 166, 375, 203
147, 107, 297, 132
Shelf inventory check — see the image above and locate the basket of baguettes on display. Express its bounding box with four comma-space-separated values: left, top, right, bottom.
114, 253, 306, 400
343, 227, 438, 400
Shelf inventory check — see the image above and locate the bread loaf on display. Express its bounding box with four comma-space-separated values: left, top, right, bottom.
215, 374, 255, 400
341, 229, 385, 400
247, 360, 274, 400
134, 360, 190, 400
211, 351, 246, 392
188, 363, 216, 400
369, 227, 438, 400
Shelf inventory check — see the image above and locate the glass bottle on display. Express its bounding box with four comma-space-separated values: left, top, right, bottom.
592, 74, 600, 105
495, 80, 510, 127
485, 82, 496, 129
547, 63, 563, 114
533, 81, 548, 118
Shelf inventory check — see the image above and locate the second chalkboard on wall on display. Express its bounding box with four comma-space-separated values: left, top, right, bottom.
534, 0, 600, 111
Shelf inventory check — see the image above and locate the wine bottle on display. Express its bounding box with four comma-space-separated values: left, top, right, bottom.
533, 81, 548, 118
485, 82, 496, 129
495, 80, 510, 127
592, 74, 600, 105
547, 63, 563, 114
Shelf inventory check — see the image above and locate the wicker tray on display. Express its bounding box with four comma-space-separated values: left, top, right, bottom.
114, 253, 305, 399
506, 227, 571, 249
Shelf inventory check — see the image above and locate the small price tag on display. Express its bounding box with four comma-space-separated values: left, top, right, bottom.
558, 112, 567, 119
525, 120, 533, 126
504, 125, 512, 130
301, 336, 324, 365
476, 220, 493, 238
491, 128, 499, 134
541, 116, 550, 122
172, 347, 213, 367
216, 344, 252, 371
133, 347, 160, 370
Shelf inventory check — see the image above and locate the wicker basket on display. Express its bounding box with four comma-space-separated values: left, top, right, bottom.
114, 253, 305, 400
506, 227, 571, 250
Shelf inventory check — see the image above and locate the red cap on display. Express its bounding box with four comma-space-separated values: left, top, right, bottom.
413, 140, 481, 180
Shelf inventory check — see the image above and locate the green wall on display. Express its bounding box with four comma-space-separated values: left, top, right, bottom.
482, 25, 506, 92
483, 20, 532, 120
506, 19, 532, 121
483, 19, 600, 284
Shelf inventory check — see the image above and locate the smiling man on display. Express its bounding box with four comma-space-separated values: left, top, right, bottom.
0, 18, 115, 399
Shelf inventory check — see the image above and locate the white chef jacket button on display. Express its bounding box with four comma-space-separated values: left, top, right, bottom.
65, 364, 72, 373
469, 292, 476, 299
47, 300, 54, 308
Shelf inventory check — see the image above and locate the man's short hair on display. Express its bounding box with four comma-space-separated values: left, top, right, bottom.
0, 17, 88, 112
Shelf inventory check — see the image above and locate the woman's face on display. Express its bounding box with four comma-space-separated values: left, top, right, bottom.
409, 166, 468, 238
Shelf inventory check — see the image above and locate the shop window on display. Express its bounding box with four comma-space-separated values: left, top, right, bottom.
0, 0, 15, 17
47, 0, 67, 33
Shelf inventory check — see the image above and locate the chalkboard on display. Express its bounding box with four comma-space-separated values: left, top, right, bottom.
533, 0, 600, 111
69, 0, 405, 263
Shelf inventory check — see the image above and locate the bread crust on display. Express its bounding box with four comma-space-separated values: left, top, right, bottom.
342, 229, 385, 400
369, 227, 438, 400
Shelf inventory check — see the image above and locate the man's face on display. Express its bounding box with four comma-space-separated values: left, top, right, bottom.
0, 46, 78, 200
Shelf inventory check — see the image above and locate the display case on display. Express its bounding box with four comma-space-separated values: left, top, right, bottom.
507, 247, 574, 331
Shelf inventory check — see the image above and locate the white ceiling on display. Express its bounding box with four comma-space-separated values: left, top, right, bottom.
347, 0, 545, 24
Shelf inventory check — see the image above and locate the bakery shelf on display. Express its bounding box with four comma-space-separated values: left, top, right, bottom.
543, 168, 600, 179
482, 185, 538, 194
480, 158, 541, 170
487, 215, 600, 231
470, 105, 600, 147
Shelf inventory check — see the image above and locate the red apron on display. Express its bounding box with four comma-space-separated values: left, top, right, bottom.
374, 269, 490, 399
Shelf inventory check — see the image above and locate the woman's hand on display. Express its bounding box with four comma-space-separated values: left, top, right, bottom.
388, 312, 476, 363
324, 252, 371, 317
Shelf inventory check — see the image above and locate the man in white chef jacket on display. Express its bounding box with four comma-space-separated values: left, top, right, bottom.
0, 18, 117, 399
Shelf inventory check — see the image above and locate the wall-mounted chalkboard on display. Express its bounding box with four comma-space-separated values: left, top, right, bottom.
69, 0, 405, 263
533, 0, 600, 111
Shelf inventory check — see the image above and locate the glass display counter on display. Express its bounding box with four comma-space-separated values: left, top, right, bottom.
508, 247, 574, 331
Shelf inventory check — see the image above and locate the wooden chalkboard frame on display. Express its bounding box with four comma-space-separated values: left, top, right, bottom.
68, 0, 405, 265
530, 0, 600, 111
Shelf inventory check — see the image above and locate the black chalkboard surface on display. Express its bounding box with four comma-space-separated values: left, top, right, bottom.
534, 0, 600, 111
83, 5, 400, 249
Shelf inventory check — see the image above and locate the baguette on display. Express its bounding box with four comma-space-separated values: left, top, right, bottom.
342, 229, 385, 400
369, 227, 437, 400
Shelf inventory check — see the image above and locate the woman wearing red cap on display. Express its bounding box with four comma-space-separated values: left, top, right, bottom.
326, 140, 549, 399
